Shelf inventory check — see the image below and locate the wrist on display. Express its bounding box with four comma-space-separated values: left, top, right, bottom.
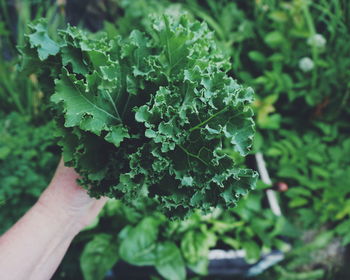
36, 188, 87, 236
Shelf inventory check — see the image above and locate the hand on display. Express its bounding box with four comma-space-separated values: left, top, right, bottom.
38, 159, 108, 233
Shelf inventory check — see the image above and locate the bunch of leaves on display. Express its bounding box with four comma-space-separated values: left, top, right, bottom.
68, 0, 276, 129
264, 124, 350, 244
77, 190, 292, 280
102, 0, 254, 74
21, 15, 257, 217
168, 0, 255, 62
0, 112, 59, 233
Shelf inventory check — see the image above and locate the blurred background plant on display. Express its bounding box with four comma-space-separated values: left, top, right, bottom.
0, 0, 65, 117
1, 0, 350, 279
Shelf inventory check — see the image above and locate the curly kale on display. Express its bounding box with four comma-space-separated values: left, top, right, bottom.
21, 14, 257, 216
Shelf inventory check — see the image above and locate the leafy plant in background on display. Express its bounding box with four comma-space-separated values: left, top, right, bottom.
0, 112, 58, 233
247, 0, 350, 120
0, 0, 65, 117
259, 124, 350, 279
260, 228, 347, 280
78, 190, 293, 280
265, 126, 350, 239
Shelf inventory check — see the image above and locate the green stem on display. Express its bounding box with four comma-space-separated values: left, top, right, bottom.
178, 144, 208, 165
302, 2, 318, 92
189, 106, 229, 132
17, 0, 31, 49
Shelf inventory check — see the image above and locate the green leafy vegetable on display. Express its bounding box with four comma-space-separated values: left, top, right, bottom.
21, 14, 257, 216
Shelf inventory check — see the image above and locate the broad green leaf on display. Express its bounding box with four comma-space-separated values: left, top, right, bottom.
242, 241, 260, 263
264, 31, 285, 48
80, 234, 118, 280
119, 216, 161, 266
155, 242, 186, 280
181, 229, 216, 275
52, 69, 120, 135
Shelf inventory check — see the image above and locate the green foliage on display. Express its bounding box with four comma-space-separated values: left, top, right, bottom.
265, 128, 350, 235
80, 234, 119, 280
21, 15, 257, 217
260, 230, 344, 280
1, 1, 350, 280
0, 112, 58, 233
78, 190, 291, 280
119, 216, 163, 266
27, 20, 60, 60
118, 215, 186, 280
0, 0, 64, 117
155, 242, 186, 280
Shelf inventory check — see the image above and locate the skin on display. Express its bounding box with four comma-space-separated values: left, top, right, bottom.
0, 159, 108, 280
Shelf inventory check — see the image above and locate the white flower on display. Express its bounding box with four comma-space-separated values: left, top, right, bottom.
262, 5, 269, 11
299, 57, 314, 72
307, 34, 327, 49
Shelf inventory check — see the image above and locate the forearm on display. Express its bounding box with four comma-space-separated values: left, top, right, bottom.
0, 160, 107, 280
0, 198, 80, 280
